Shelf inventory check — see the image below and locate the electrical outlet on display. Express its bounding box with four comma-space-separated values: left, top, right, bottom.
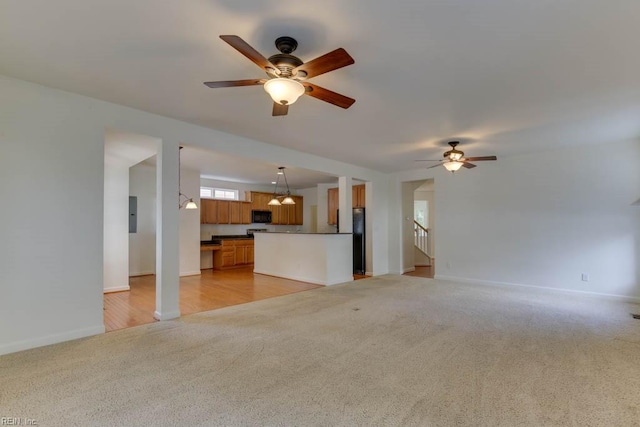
581, 273, 589, 282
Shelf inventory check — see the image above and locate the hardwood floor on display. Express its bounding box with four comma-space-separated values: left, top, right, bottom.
403, 265, 434, 278
104, 267, 323, 332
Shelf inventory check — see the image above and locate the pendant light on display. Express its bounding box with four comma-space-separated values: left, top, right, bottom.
268, 166, 295, 205
178, 146, 198, 210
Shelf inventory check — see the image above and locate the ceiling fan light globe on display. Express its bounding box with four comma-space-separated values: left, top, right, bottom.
264, 78, 305, 105
450, 152, 463, 161
443, 161, 464, 172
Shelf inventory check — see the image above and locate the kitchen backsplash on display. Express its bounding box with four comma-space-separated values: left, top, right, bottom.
200, 223, 298, 239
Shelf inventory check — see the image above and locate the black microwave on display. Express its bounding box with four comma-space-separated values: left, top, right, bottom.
251, 210, 272, 224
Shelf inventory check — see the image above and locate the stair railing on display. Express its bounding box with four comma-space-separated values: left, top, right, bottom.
414, 220, 431, 258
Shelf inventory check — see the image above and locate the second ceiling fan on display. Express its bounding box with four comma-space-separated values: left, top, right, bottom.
416, 141, 497, 172
204, 35, 356, 116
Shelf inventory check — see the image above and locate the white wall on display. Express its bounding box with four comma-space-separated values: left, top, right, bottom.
392, 139, 640, 300
104, 157, 130, 292
129, 161, 156, 276
0, 77, 106, 354
298, 187, 318, 233
179, 166, 201, 276
129, 160, 200, 277
316, 183, 336, 233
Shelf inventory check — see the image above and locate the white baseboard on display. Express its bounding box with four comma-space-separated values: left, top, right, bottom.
126, 270, 202, 279
0, 324, 105, 356
153, 310, 181, 321
103, 285, 130, 293
180, 270, 202, 277
129, 271, 155, 277
434, 274, 640, 304
253, 269, 352, 286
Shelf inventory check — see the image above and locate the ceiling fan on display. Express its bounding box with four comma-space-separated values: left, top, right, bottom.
204, 35, 356, 116
416, 141, 497, 172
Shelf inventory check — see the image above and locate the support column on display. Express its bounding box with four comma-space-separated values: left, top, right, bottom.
338, 176, 353, 233
154, 140, 180, 320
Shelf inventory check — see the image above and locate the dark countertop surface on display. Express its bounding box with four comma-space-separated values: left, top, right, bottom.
201, 235, 255, 245
254, 232, 352, 235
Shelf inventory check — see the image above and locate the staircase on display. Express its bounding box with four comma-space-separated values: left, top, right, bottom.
414, 221, 432, 266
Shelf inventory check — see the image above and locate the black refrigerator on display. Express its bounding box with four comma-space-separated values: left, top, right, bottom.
337, 208, 366, 275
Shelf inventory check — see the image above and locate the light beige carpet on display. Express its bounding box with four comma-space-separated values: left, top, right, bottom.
1, 275, 639, 426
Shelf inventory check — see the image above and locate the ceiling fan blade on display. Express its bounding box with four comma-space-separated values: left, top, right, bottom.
302, 83, 355, 109
464, 156, 497, 162
219, 35, 279, 74
426, 162, 443, 169
462, 162, 477, 169
293, 48, 354, 79
272, 102, 289, 116
204, 79, 266, 88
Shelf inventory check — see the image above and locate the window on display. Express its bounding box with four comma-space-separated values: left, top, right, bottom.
200, 187, 238, 200
200, 187, 213, 199
414, 200, 428, 228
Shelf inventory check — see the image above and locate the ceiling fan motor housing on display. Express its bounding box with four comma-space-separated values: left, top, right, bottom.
267, 53, 303, 77
444, 141, 463, 159
268, 36, 304, 77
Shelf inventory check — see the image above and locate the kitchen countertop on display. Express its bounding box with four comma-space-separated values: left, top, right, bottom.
201, 235, 255, 245
200, 244, 221, 251
254, 232, 352, 235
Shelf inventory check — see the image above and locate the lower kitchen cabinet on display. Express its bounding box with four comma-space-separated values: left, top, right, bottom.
213, 240, 254, 270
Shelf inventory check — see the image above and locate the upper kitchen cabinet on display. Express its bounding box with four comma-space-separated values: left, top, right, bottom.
247, 191, 303, 225
241, 202, 252, 224
200, 200, 251, 225
200, 199, 219, 224
353, 184, 366, 208
327, 184, 366, 225
327, 188, 339, 225
229, 201, 251, 224
217, 201, 230, 224
247, 191, 271, 211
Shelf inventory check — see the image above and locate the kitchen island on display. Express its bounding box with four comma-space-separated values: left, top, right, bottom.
253, 232, 353, 286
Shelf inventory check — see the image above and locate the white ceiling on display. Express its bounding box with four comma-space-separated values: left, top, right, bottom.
181, 146, 340, 189
2, 1, 640, 176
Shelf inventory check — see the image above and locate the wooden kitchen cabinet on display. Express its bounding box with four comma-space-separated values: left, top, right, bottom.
241, 202, 252, 224
269, 203, 281, 224
327, 187, 339, 225
200, 199, 219, 224
246, 245, 254, 263
213, 239, 254, 269
327, 185, 365, 225
247, 191, 303, 225
353, 184, 366, 208
248, 192, 272, 212
202, 200, 252, 225
270, 196, 303, 225
217, 201, 230, 224
296, 197, 303, 225
213, 241, 236, 269
229, 201, 241, 224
